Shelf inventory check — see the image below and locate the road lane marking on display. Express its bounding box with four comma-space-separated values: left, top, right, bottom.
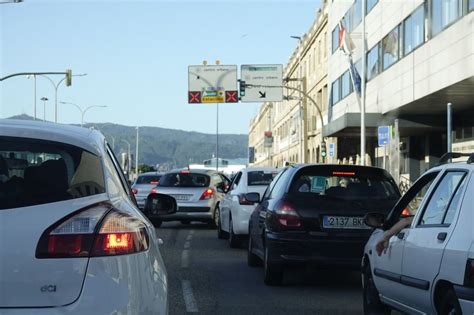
184, 241, 191, 249
181, 280, 198, 313
189, 230, 195, 235
186, 234, 193, 241
181, 250, 189, 268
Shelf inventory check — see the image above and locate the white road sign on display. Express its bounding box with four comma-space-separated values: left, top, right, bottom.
188, 65, 238, 104
240, 64, 283, 102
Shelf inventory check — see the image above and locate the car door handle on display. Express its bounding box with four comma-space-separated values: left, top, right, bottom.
397, 232, 405, 240
437, 232, 448, 241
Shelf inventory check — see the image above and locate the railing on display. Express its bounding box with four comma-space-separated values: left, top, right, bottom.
399, 175, 412, 195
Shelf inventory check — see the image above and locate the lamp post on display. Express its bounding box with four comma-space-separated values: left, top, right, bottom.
59, 101, 106, 127
39, 73, 87, 123
40, 97, 48, 121
135, 127, 139, 176
26, 75, 37, 120
122, 140, 131, 178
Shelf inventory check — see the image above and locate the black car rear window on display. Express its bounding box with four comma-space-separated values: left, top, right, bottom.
290, 167, 400, 200
0, 136, 106, 210
247, 170, 278, 186
158, 172, 210, 188
136, 175, 161, 184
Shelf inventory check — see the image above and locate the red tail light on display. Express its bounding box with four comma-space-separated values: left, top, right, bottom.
150, 188, 158, 193
239, 194, 254, 205
131, 188, 138, 195
401, 208, 410, 216
200, 188, 214, 200
464, 259, 474, 287
150, 181, 158, 185
36, 203, 149, 258
271, 201, 302, 231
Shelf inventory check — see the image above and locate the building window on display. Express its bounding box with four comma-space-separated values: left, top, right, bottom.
353, 0, 362, 29
344, 7, 353, 33
404, 5, 425, 55
341, 71, 351, 99
382, 26, 400, 70
367, 0, 378, 13
332, 25, 340, 53
332, 79, 340, 105
367, 43, 380, 81
431, 0, 462, 36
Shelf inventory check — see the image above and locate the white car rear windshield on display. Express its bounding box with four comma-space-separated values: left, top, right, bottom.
158, 172, 210, 188
136, 175, 161, 184
248, 171, 278, 186
0, 136, 106, 210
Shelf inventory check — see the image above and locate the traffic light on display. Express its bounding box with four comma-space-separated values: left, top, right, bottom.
321, 141, 327, 158
239, 80, 246, 97
65, 69, 72, 86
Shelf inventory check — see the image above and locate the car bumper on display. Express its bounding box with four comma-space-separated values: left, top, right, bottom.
1, 251, 168, 315
266, 231, 367, 267
454, 285, 474, 313
233, 205, 255, 235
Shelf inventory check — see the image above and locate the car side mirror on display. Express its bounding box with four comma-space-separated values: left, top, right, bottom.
245, 192, 260, 204
364, 212, 386, 228
144, 193, 178, 216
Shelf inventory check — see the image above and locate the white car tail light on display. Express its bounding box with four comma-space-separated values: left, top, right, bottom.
36, 203, 149, 258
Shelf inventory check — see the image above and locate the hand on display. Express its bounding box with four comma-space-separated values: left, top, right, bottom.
376, 235, 390, 256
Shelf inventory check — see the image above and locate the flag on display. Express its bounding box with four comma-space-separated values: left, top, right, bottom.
349, 58, 362, 97
338, 21, 356, 55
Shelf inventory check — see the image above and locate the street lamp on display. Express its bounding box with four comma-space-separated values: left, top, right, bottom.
39, 73, 87, 123
135, 127, 139, 176
40, 97, 48, 121
26, 75, 37, 120
59, 101, 107, 127
122, 139, 131, 178
290, 35, 305, 163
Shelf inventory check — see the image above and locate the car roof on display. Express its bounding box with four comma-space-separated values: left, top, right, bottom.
138, 172, 164, 176
0, 119, 105, 156
169, 168, 218, 175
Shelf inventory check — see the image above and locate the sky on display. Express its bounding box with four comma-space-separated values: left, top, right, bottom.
0, 0, 321, 134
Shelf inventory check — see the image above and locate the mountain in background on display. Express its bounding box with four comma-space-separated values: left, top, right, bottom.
7, 114, 249, 169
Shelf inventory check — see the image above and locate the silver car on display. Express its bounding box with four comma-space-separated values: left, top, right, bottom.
146, 169, 230, 227
132, 172, 164, 209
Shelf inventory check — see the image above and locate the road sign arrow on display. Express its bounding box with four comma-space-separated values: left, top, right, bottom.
259, 91, 266, 98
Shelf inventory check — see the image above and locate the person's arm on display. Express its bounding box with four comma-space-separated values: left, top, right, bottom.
375, 216, 413, 256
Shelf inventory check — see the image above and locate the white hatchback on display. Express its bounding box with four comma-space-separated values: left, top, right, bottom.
0, 119, 174, 315
217, 167, 279, 247
362, 153, 474, 315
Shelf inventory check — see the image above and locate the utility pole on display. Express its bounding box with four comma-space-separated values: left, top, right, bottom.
447, 103, 453, 153
135, 126, 139, 176
361, 0, 367, 165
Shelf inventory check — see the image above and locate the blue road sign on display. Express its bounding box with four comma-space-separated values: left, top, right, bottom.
378, 126, 390, 146
329, 143, 335, 157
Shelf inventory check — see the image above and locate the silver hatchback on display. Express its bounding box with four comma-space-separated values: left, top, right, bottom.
131, 172, 164, 209
146, 169, 230, 227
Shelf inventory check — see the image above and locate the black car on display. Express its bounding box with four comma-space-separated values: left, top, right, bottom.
247, 164, 401, 285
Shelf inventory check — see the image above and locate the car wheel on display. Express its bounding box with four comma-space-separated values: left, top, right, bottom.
440, 289, 462, 315
228, 216, 240, 248
209, 206, 218, 229
362, 263, 390, 315
151, 218, 162, 228
217, 207, 229, 239
263, 246, 283, 286
247, 234, 262, 267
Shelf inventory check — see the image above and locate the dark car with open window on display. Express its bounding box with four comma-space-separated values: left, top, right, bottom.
247, 164, 401, 285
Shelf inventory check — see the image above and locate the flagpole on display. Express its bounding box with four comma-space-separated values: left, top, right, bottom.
361, 0, 367, 166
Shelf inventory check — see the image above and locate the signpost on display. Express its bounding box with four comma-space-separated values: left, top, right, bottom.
378, 126, 390, 146
188, 65, 238, 104
329, 143, 335, 158
240, 64, 283, 102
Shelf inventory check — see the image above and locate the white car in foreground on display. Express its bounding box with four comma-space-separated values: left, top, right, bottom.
217, 167, 279, 247
0, 119, 175, 315
362, 153, 474, 315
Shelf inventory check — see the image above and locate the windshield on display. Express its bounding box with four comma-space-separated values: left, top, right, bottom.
290, 168, 400, 200
136, 175, 161, 185
0, 136, 105, 210
247, 171, 278, 186
157, 172, 210, 188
